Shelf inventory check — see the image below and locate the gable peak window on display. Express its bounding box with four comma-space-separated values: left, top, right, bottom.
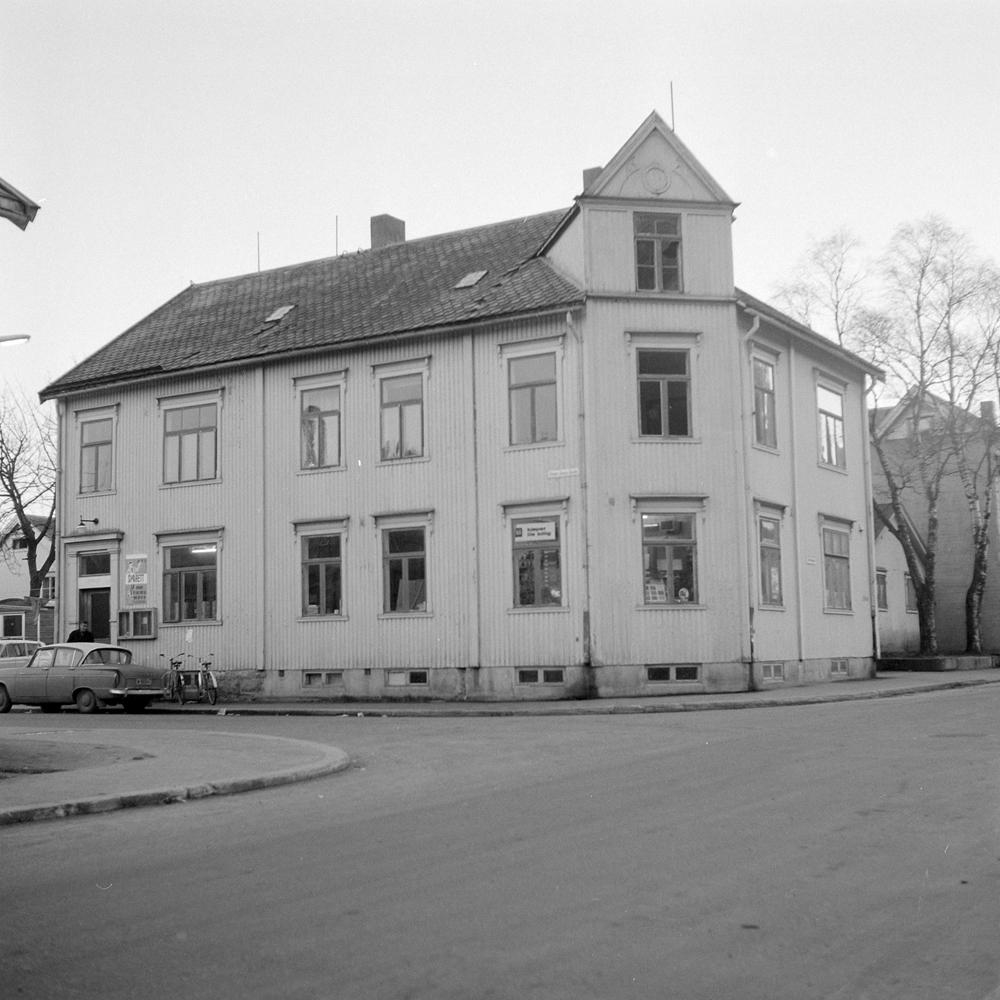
635, 212, 682, 292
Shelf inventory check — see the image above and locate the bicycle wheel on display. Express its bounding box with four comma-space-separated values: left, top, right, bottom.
206, 672, 218, 705
174, 677, 185, 705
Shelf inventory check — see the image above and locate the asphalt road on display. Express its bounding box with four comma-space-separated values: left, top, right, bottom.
4, 687, 1000, 1000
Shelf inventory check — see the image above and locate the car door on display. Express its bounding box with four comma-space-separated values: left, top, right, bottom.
45, 647, 85, 703
12, 646, 54, 702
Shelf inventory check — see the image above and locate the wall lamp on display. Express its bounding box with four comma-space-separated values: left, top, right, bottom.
78, 517, 100, 527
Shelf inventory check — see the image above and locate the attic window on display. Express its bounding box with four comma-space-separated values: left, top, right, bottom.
265, 304, 296, 323
454, 270, 488, 289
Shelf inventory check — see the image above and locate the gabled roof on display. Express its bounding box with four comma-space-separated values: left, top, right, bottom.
582, 110, 735, 204
870, 386, 993, 440
41, 210, 583, 400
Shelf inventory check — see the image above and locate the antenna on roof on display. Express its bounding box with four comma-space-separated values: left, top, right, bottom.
670, 82, 675, 131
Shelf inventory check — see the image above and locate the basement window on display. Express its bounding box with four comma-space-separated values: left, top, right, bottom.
386, 669, 428, 686
647, 664, 700, 682
831, 658, 849, 676
760, 662, 784, 682
302, 670, 343, 687
517, 668, 565, 684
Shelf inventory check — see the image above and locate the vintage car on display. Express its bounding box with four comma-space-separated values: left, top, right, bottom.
0, 642, 167, 714
0, 638, 42, 669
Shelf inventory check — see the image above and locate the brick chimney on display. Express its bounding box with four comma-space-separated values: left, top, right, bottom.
371, 214, 406, 250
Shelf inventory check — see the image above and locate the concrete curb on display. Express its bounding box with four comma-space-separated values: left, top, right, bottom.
146, 673, 1000, 717
0, 738, 351, 827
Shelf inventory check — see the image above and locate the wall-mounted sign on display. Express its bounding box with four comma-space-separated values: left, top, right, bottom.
514, 522, 557, 542
124, 554, 148, 605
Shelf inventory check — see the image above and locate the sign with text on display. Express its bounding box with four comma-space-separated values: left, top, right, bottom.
125, 554, 148, 605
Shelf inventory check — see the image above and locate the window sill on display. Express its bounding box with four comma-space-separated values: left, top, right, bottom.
636, 603, 705, 611
297, 465, 345, 476
162, 619, 222, 627
751, 442, 780, 456
297, 614, 348, 622
817, 461, 849, 475
758, 603, 785, 612
377, 455, 430, 468
508, 605, 570, 615
160, 479, 221, 489
823, 607, 854, 615
632, 436, 701, 446
503, 440, 564, 454
77, 489, 116, 499
378, 611, 431, 620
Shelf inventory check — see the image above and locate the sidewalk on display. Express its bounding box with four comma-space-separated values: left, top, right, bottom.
151, 666, 1000, 716
2, 669, 997, 827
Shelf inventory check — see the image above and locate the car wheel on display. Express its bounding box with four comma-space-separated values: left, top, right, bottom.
123, 698, 147, 713
75, 688, 98, 714
0, 685, 11, 713
40, 703, 61, 714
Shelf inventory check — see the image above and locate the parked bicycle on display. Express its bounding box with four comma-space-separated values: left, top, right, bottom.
160, 652, 219, 706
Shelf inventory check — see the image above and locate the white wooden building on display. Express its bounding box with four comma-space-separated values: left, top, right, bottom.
42, 113, 884, 700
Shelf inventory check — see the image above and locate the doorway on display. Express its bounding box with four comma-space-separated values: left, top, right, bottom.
78, 588, 111, 643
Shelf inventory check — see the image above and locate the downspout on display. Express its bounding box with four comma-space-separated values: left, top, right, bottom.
55, 400, 67, 643
788, 340, 806, 669
470, 332, 482, 694
565, 310, 593, 690
740, 309, 761, 692
861, 374, 881, 673
257, 368, 267, 679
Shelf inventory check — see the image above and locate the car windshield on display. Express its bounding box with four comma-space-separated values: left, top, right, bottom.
83, 648, 132, 665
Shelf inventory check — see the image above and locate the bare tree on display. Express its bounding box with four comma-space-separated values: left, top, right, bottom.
0, 389, 56, 636
783, 217, 1000, 654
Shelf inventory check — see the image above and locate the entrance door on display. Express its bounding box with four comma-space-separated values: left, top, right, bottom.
79, 589, 111, 643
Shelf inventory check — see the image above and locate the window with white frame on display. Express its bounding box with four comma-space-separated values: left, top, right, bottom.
163, 542, 218, 622
300, 382, 342, 470
512, 515, 562, 607
80, 416, 114, 493
301, 533, 343, 616
162, 400, 218, 483
637, 348, 691, 438
508, 353, 558, 445
380, 372, 424, 461
382, 524, 428, 613
758, 514, 783, 606
817, 383, 846, 468
40, 576, 56, 603
641, 511, 698, 605
753, 357, 777, 448
821, 520, 852, 611
634, 213, 682, 292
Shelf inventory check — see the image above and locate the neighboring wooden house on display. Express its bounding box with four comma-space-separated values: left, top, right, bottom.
872, 390, 1000, 652
0, 513, 55, 643
873, 503, 923, 653
40, 112, 883, 700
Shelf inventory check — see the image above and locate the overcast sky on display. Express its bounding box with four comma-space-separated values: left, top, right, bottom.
2, 0, 998, 401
